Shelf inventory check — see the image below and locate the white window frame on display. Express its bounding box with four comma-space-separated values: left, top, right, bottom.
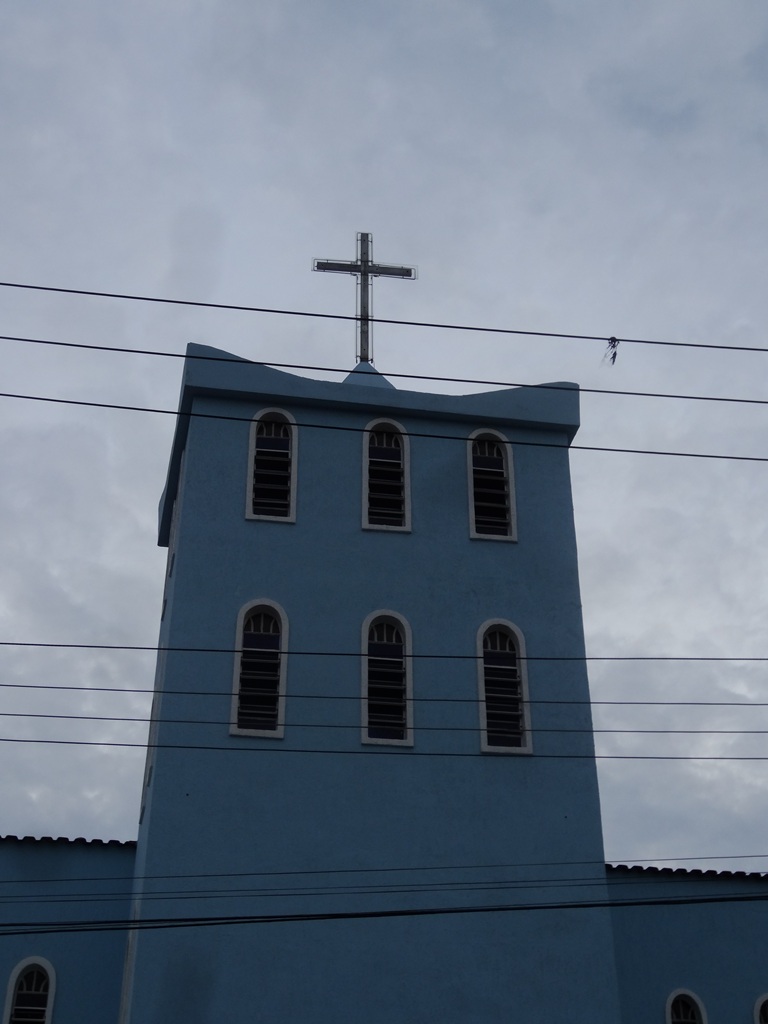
467, 428, 517, 541
361, 610, 414, 746
230, 598, 289, 739
362, 418, 411, 532
477, 618, 532, 754
754, 995, 768, 1024
3, 957, 56, 1024
246, 408, 298, 523
666, 989, 708, 1024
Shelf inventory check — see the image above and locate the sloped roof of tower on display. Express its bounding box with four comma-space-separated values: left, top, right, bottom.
343, 361, 397, 388
158, 343, 581, 543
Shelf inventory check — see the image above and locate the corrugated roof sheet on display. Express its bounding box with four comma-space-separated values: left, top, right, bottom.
607, 863, 768, 880
0, 834, 136, 848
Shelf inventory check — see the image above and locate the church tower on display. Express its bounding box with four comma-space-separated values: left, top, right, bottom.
120, 249, 622, 1021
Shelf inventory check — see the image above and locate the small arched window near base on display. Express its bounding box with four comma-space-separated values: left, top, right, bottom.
4, 959, 55, 1024
754, 995, 768, 1024
247, 410, 297, 522
362, 612, 413, 746
667, 990, 707, 1024
363, 420, 410, 531
477, 620, 531, 753
468, 430, 516, 540
231, 601, 288, 738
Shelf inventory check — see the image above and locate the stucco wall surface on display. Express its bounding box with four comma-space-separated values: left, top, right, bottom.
608, 865, 768, 1023
0, 837, 134, 1024
124, 352, 624, 1023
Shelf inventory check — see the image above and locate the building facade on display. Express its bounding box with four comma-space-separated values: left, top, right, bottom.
2, 344, 767, 1023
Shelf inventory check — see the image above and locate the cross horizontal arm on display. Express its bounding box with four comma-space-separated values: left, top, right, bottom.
368, 263, 417, 279
313, 260, 416, 279
313, 260, 361, 274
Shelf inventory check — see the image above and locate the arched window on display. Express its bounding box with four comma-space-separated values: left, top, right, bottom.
477, 621, 531, 753
231, 602, 288, 738
755, 996, 768, 1024
667, 991, 706, 1024
362, 613, 413, 745
5, 960, 54, 1024
468, 430, 515, 540
248, 410, 297, 521
363, 420, 410, 530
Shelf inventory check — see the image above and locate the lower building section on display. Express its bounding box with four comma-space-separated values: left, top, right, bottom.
3, 842, 767, 1024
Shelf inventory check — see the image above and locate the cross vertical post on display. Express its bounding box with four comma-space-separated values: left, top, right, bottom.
358, 232, 372, 363
313, 233, 416, 364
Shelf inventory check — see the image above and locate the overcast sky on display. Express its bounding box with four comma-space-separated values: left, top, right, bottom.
1, 0, 767, 871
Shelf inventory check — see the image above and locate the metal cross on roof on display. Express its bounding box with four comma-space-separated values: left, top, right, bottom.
313, 232, 416, 364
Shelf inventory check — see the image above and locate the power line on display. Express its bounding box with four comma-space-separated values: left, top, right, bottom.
2, 278, 767, 355
0, 880, 613, 910
1, 852, 764, 890
4, 639, 768, 660
1, 865, 755, 910
5, 711, 768, 736
0, 735, 765, 760
4, 331, 768, 408
0, 867, 682, 901
5, 886, 768, 938
2, 681, 765, 709
3, 643, 768, 709
2, 389, 767, 464
0, 872, 753, 910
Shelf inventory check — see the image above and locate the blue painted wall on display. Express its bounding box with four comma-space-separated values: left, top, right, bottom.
123, 346, 623, 1023
0, 837, 133, 1024
609, 865, 768, 1023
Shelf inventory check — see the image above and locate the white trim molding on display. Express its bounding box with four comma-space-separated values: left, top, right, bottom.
230, 598, 289, 739
361, 609, 414, 746
3, 957, 56, 1024
246, 408, 298, 523
362, 418, 412, 532
476, 618, 532, 754
467, 428, 517, 541
754, 994, 768, 1024
666, 988, 708, 1024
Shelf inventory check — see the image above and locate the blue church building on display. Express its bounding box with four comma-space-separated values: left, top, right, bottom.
2, 340, 768, 1023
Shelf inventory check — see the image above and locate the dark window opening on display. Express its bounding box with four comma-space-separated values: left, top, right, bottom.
368, 429, 405, 527
367, 620, 407, 740
252, 419, 291, 518
472, 438, 510, 536
483, 628, 524, 748
10, 966, 49, 1024
670, 995, 702, 1024
759, 999, 768, 1024
238, 611, 281, 731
